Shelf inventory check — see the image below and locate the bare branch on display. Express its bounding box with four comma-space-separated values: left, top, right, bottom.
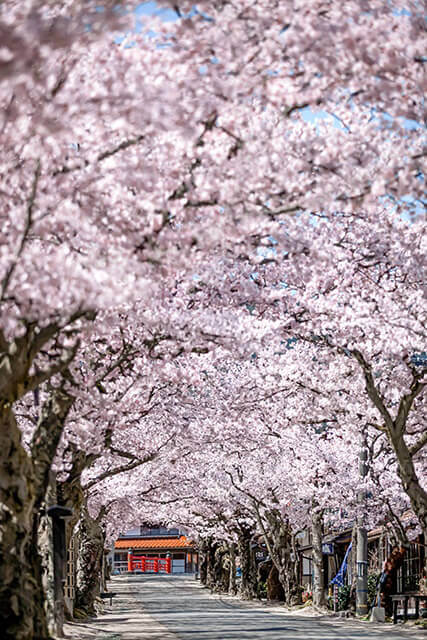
82, 436, 175, 491
83, 451, 157, 491
409, 430, 427, 457
30, 386, 74, 503
395, 376, 425, 437
24, 340, 81, 397
53, 135, 145, 176
352, 349, 394, 431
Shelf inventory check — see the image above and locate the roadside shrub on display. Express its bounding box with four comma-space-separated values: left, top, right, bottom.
337, 585, 351, 610
368, 573, 381, 608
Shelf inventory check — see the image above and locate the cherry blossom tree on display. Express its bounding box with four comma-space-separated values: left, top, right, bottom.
187, 210, 426, 535
105, 349, 412, 606
1, 1, 425, 636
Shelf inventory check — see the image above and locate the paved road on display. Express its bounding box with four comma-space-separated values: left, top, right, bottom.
64, 575, 426, 640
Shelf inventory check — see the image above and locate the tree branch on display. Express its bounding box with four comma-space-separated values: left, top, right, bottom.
352, 349, 394, 431
395, 376, 425, 437
409, 429, 427, 457
23, 340, 81, 397
53, 135, 145, 176
1, 159, 40, 300
30, 385, 74, 505
83, 450, 158, 491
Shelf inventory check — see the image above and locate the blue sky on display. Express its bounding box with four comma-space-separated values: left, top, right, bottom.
135, 1, 178, 23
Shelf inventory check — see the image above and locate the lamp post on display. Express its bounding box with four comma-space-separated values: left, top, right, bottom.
356, 433, 368, 616
47, 505, 73, 637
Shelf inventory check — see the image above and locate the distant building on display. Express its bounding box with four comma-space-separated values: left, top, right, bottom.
297, 514, 425, 610
112, 525, 198, 574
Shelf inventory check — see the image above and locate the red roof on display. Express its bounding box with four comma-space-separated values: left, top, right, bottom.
114, 535, 194, 550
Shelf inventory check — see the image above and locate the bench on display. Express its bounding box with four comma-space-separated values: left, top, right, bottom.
391, 593, 426, 624
100, 592, 117, 606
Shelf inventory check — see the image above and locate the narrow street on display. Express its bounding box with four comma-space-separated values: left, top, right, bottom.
64, 575, 426, 640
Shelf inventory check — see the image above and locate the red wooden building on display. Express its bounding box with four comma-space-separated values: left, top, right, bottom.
112, 526, 198, 574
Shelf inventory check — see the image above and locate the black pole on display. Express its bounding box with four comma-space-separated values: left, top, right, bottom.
48, 505, 73, 636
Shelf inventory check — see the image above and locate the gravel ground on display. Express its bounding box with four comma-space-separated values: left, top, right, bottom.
62, 575, 427, 640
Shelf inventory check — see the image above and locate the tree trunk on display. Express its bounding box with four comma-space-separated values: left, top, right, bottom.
101, 549, 109, 594
0, 387, 74, 640
37, 474, 57, 637
199, 540, 208, 585
257, 508, 301, 606
32, 390, 74, 637
206, 539, 218, 591
228, 542, 237, 595
212, 544, 228, 592
74, 506, 104, 616
31, 509, 54, 639
0, 404, 40, 640
391, 432, 427, 543
355, 352, 427, 543
237, 527, 257, 600
312, 509, 326, 608
266, 564, 284, 600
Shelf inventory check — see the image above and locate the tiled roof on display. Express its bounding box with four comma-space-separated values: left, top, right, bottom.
114, 535, 194, 550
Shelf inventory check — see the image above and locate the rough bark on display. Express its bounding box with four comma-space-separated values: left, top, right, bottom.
32, 390, 74, 637
31, 509, 53, 639
57, 445, 97, 619
206, 539, 218, 590
237, 526, 257, 600
101, 549, 110, 594
228, 542, 237, 595
211, 543, 229, 592
256, 507, 301, 606
199, 540, 208, 585
0, 387, 73, 640
311, 508, 326, 608
354, 350, 427, 541
31, 390, 74, 511
37, 475, 57, 637
0, 405, 38, 640
74, 505, 105, 616
390, 431, 427, 543
0, 317, 85, 639
256, 556, 270, 600
266, 564, 285, 600
58, 444, 101, 572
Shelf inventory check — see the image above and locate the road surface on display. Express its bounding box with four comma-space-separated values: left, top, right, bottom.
64, 574, 426, 640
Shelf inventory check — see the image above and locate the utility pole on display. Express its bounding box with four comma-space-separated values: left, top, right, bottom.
356, 431, 368, 616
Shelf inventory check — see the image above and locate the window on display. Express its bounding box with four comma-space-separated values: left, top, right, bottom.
139, 526, 180, 537
301, 554, 313, 588
368, 539, 381, 573
397, 543, 422, 593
